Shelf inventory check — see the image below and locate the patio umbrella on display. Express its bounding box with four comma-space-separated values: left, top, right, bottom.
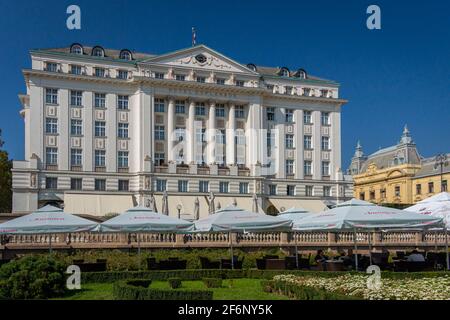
162, 191, 169, 216
194, 205, 293, 269
194, 197, 200, 220
293, 199, 444, 270
0, 205, 98, 252
208, 192, 215, 215
279, 207, 314, 267
252, 194, 259, 213
99, 206, 194, 268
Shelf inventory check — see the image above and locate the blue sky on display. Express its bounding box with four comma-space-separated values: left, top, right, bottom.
0, 0, 449, 169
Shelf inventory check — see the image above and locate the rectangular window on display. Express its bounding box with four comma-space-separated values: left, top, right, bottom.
216, 78, 225, 85
219, 181, 229, 193
46, 177, 58, 189
321, 89, 329, 98
380, 189, 386, 199
155, 125, 165, 140
239, 182, 249, 194
196, 128, 206, 143
196, 76, 206, 83
70, 178, 82, 190
443, 180, 448, 192
304, 135, 312, 150
154, 98, 165, 112
70, 90, 83, 106
304, 160, 312, 176
369, 190, 375, 200
195, 103, 206, 116
235, 80, 244, 87
45, 62, 58, 72
175, 127, 186, 142
285, 134, 294, 149
286, 159, 294, 175
199, 181, 209, 193
45, 118, 58, 134
118, 180, 129, 191
285, 109, 294, 123
305, 185, 314, 197
95, 121, 106, 137
321, 136, 330, 150
94, 68, 105, 77
45, 88, 58, 104
428, 182, 434, 194
70, 119, 82, 136
175, 74, 185, 81
267, 107, 275, 121
395, 186, 401, 197
216, 130, 226, 144
118, 95, 129, 110
287, 185, 295, 196
70, 149, 82, 166
70, 65, 82, 75
95, 179, 106, 191
175, 100, 185, 114
154, 153, 165, 166
269, 185, 277, 196
178, 180, 188, 192
360, 192, 365, 200
154, 72, 164, 79
156, 179, 166, 192
285, 86, 292, 95
324, 186, 332, 197
303, 111, 312, 124
94, 150, 106, 167
117, 70, 128, 79
215, 104, 225, 117
235, 106, 245, 118
321, 161, 330, 176
416, 184, 422, 195
118, 151, 129, 168
321, 112, 330, 126
46, 147, 58, 165
118, 123, 129, 138
94, 93, 106, 108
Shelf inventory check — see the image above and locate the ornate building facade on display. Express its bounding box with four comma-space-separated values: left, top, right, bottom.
350, 126, 449, 206
12, 43, 352, 217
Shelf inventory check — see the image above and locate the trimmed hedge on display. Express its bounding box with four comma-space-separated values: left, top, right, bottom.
168, 278, 182, 289
203, 278, 223, 288
81, 269, 449, 284
126, 279, 152, 288
262, 280, 360, 300
113, 280, 212, 300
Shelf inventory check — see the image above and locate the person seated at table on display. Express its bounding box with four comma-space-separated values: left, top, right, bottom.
340, 249, 354, 267
315, 250, 328, 263
407, 250, 425, 262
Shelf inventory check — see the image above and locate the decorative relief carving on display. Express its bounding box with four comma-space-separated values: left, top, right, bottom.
178, 54, 232, 70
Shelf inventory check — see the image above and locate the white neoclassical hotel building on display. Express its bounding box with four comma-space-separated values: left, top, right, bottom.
12, 43, 353, 217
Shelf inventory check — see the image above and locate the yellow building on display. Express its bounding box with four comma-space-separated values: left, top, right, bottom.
348, 126, 449, 207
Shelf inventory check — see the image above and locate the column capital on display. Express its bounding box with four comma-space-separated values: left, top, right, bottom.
167, 96, 176, 103
207, 100, 216, 107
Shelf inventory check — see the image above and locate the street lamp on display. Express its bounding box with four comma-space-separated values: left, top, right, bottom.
434, 154, 449, 192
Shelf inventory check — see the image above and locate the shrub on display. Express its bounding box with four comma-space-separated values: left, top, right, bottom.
266, 280, 359, 300
113, 280, 212, 300
260, 280, 274, 293
126, 279, 152, 288
202, 278, 222, 288
0, 255, 66, 299
168, 278, 182, 289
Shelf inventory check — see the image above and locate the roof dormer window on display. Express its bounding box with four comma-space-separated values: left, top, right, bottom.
92, 46, 105, 57
119, 50, 132, 61
70, 44, 83, 55
247, 63, 257, 72
280, 67, 290, 77
295, 69, 307, 79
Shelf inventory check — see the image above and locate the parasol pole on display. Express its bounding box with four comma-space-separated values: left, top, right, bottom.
353, 228, 359, 271
49, 234, 52, 254
137, 233, 142, 270
229, 231, 234, 270
445, 227, 449, 271
368, 231, 372, 266
295, 231, 299, 269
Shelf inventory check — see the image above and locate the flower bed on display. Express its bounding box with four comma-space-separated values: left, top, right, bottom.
273, 274, 450, 300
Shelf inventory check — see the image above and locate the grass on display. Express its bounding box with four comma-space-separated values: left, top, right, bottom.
56, 279, 289, 300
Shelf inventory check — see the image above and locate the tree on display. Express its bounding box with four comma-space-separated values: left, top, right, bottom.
0, 129, 12, 213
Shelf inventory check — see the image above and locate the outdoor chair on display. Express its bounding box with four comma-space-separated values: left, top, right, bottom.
371, 252, 392, 270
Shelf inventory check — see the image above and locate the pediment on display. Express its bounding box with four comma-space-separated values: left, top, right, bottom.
141, 45, 257, 74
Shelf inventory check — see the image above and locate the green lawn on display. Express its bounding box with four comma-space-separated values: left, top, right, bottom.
57, 279, 289, 300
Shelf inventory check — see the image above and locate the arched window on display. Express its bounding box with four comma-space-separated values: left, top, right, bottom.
247, 63, 257, 72
295, 69, 307, 79
92, 46, 105, 57
280, 67, 290, 77
70, 44, 83, 55
120, 50, 132, 61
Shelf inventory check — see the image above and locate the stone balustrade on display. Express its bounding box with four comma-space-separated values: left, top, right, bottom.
1, 231, 448, 251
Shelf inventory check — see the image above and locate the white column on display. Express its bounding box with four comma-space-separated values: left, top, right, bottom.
276, 108, 286, 179
226, 103, 236, 165
295, 109, 304, 179
59, 89, 69, 171
331, 110, 341, 181
167, 98, 175, 162
313, 110, 321, 180
208, 101, 216, 164
187, 100, 196, 164
84, 92, 93, 171
106, 93, 117, 173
